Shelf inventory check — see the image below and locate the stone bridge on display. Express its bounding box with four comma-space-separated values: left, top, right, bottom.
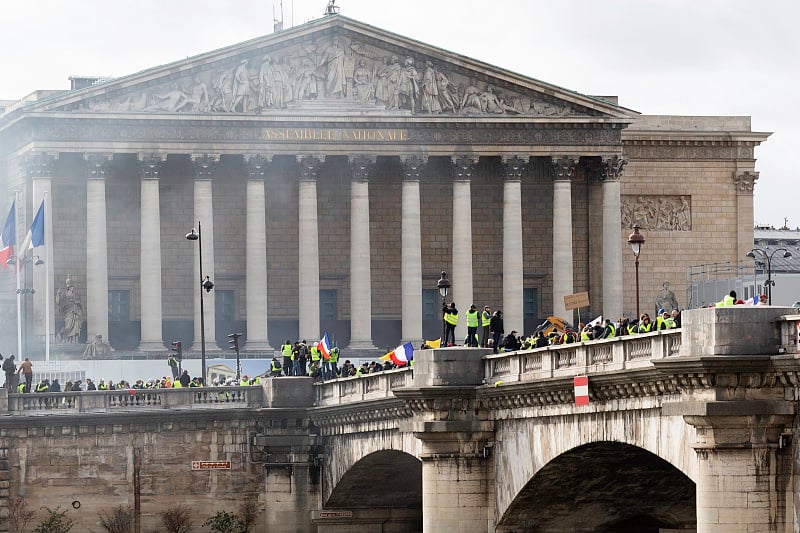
2, 307, 800, 533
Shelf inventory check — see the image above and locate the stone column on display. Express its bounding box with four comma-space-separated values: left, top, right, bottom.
452, 156, 476, 343
243, 155, 272, 352
189, 155, 219, 352
733, 171, 758, 261
137, 155, 166, 352
550, 156, 577, 319
298, 156, 322, 342
601, 156, 626, 321
23, 153, 57, 346
86, 154, 111, 343
347, 156, 378, 351
502, 156, 526, 335
400, 156, 424, 345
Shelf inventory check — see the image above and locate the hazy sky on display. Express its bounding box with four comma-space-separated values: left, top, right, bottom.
1, 0, 796, 227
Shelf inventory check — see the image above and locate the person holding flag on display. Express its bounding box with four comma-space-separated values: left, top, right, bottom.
380, 342, 414, 367
317, 332, 332, 379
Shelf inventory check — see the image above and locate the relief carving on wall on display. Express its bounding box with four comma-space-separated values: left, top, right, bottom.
621, 195, 691, 231
74, 33, 593, 118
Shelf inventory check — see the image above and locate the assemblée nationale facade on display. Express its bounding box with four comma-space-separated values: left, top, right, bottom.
0, 15, 768, 355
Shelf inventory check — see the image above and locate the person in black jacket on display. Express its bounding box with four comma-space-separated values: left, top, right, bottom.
490, 310, 504, 354
502, 330, 521, 352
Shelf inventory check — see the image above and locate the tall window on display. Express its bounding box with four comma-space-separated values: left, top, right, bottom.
320, 289, 337, 321
216, 290, 235, 322
422, 289, 440, 320
108, 290, 130, 321
523, 288, 538, 320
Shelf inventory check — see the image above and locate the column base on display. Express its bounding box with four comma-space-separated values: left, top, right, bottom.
346, 340, 380, 353
187, 344, 223, 354
243, 341, 275, 354
137, 340, 166, 352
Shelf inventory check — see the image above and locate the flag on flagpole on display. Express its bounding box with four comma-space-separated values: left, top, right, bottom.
19, 199, 45, 252
379, 342, 414, 366
0, 202, 15, 269
317, 332, 331, 361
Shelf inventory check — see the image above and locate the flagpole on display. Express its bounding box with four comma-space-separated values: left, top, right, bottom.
16, 256, 22, 358
44, 191, 50, 362
14, 192, 22, 359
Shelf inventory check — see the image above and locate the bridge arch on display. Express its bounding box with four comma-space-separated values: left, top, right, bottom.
496, 441, 696, 532
322, 428, 421, 505
326, 449, 421, 509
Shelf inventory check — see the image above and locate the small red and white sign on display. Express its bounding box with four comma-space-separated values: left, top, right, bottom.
574, 375, 589, 406
191, 461, 231, 470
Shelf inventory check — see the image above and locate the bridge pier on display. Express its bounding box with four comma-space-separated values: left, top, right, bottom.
398, 347, 496, 532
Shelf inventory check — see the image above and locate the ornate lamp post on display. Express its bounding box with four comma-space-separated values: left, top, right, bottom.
747, 248, 792, 305
627, 225, 645, 320
437, 271, 450, 346
186, 222, 214, 383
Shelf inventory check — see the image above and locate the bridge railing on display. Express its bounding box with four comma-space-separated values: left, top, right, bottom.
485, 329, 682, 384
315, 367, 412, 407
6, 386, 263, 415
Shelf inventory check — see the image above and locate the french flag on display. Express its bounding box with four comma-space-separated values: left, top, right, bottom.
19, 199, 44, 252
383, 342, 414, 366
0, 202, 15, 269
317, 332, 332, 361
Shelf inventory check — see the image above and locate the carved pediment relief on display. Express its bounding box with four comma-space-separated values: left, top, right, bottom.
44, 18, 622, 120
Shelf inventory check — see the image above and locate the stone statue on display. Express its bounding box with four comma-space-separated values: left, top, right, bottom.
655, 281, 680, 314
83, 333, 113, 360
56, 277, 83, 343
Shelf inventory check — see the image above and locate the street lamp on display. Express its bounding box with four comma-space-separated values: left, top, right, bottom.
747, 248, 792, 305
627, 225, 645, 320
437, 271, 450, 346
186, 223, 214, 384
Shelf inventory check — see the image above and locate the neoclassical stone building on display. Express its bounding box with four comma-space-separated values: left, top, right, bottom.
0, 15, 768, 355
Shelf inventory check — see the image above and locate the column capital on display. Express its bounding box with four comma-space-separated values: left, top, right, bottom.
550, 155, 578, 181
85, 153, 112, 179
400, 155, 425, 181
600, 155, 627, 182
138, 154, 165, 180
348, 155, 375, 182
191, 154, 220, 180
22, 152, 58, 178
733, 170, 759, 194
501, 155, 528, 181
452, 155, 478, 181
297, 155, 323, 181
244, 154, 271, 180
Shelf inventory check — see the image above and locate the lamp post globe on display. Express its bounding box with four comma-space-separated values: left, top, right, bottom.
748, 247, 792, 305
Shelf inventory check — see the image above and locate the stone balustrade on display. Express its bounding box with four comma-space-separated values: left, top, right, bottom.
315, 367, 412, 407
5, 386, 262, 415
485, 329, 682, 384
313, 330, 683, 405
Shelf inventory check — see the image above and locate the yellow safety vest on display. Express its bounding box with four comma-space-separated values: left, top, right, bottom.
466, 310, 479, 327
444, 311, 458, 326
481, 311, 491, 327
282, 343, 292, 357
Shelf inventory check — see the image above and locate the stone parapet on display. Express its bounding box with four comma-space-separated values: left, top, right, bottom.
412, 347, 490, 387
263, 377, 313, 408
679, 306, 800, 357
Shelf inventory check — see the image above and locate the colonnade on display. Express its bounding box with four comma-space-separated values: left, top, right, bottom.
21, 151, 627, 352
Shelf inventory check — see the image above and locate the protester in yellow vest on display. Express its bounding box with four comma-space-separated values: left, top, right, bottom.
466, 304, 480, 347
442, 302, 458, 346
481, 306, 492, 347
